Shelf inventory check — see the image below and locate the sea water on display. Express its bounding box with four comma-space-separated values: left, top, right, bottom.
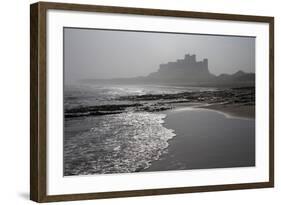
63, 84, 217, 176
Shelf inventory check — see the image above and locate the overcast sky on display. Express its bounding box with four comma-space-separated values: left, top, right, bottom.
64, 28, 255, 84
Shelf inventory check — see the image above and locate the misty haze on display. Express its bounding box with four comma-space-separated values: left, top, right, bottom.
63, 28, 255, 176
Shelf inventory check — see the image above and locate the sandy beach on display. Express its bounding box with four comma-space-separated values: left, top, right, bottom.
144, 105, 255, 172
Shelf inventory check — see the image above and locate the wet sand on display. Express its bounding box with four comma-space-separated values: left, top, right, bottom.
200, 104, 255, 119
144, 107, 255, 172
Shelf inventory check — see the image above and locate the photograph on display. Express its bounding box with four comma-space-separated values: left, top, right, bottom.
63, 28, 256, 176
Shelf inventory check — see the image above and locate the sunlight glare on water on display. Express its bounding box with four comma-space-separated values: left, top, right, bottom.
64, 112, 175, 176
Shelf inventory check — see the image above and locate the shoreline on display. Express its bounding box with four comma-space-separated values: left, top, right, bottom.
65, 86, 255, 119
198, 104, 255, 119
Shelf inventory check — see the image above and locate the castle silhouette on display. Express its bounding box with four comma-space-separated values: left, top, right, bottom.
148, 54, 213, 80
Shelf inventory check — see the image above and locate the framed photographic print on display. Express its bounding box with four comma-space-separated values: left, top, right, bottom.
30, 1, 274, 202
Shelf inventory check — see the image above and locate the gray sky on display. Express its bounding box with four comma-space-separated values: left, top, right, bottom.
64, 28, 255, 84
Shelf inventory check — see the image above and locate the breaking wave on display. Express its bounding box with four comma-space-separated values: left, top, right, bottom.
64, 112, 175, 176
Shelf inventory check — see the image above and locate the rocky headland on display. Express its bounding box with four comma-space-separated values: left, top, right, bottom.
82, 54, 255, 87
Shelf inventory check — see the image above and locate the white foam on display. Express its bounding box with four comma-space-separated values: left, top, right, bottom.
64, 112, 176, 176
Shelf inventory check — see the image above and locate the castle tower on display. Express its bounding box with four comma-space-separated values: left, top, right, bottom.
190, 54, 196, 63
184, 54, 190, 59
203, 58, 209, 73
